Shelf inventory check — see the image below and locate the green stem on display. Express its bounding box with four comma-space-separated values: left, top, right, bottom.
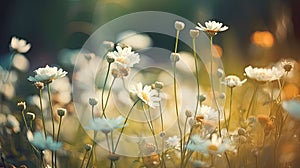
46, 83, 55, 167
80, 150, 88, 168
192, 37, 201, 114
174, 30, 179, 53
246, 85, 258, 119
91, 105, 95, 120
86, 131, 97, 168
39, 89, 47, 138
101, 62, 112, 117
102, 77, 116, 118
113, 100, 139, 153
227, 88, 233, 130
105, 133, 111, 153
55, 115, 63, 167
21, 109, 30, 132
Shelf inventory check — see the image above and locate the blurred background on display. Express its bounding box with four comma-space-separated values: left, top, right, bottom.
0, 0, 300, 72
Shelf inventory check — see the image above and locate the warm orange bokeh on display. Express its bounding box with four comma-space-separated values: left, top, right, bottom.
251, 31, 274, 48
283, 83, 299, 99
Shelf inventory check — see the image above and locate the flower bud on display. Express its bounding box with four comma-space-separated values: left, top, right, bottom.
238, 127, 246, 136
160, 132, 166, 137
170, 53, 180, 62
198, 94, 206, 102
217, 68, 225, 78
174, 21, 185, 31
106, 56, 115, 63
85, 144, 92, 151
189, 29, 200, 38
26, 112, 36, 121
17, 101, 26, 111
57, 108, 66, 117
34, 82, 44, 90
89, 98, 98, 106
154, 81, 164, 90
185, 110, 192, 118
219, 92, 226, 99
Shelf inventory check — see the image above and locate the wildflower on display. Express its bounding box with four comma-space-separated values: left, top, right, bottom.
130, 82, 160, 108
170, 52, 180, 62
282, 100, 300, 120
196, 20, 228, 36
154, 81, 164, 90
221, 75, 247, 88
34, 82, 44, 90
10, 36, 31, 53
166, 136, 180, 148
28, 131, 62, 151
197, 105, 221, 122
185, 110, 192, 118
6, 114, 20, 133
244, 65, 285, 82
85, 116, 126, 134
88, 98, 98, 106
57, 108, 66, 117
174, 21, 185, 31
107, 46, 140, 68
279, 59, 294, 72
189, 29, 200, 38
27, 65, 68, 83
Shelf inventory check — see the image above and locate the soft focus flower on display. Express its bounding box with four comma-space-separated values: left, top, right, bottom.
189, 29, 200, 38
111, 67, 130, 78
6, 114, 20, 133
28, 131, 62, 151
10, 36, 31, 53
166, 136, 180, 148
89, 98, 98, 106
187, 134, 234, 155
282, 100, 300, 120
85, 116, 126, 134
28, 65, 68, 83
130, 82, 160, 108
197, 105, 221, 122
244, 65, 285, 82
196, 20, 228, 36
103, 41, 115, 50
279, 59, 294, 72
57, 108, 66, 117
221, 75, 247, 88
107, 46, 140, 68
17, 101, 26, 110
174, 21, 185, 31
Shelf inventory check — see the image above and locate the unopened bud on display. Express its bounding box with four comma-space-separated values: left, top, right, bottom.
57, 108, 66, 117
189, 29, 200, 38
34, 82, 44, 90
185, 110, 192, 118
198, 94, 206, 102
85, 144, 92, 151
106, 56, 115, 63
154, 81, 164, 90
174, 21, 185, 31
170, 53, 180, 62
89, 98, 98, 106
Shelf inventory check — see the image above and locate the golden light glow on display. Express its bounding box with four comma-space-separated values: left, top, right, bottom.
251, 31, 274, 48
283, 83, 299, 99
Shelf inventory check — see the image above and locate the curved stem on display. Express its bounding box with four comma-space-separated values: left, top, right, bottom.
113, 100, 139, 153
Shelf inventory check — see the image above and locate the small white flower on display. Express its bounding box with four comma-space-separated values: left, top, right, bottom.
244, 65, 285, 82
27, 65, 68, 83
166, 136, 180, 148
10, 36, 31, 53
196, 20, 228, 36
28, 131, 62, 151
85, 116, 126, 134
198, 105, 221, 122
221, 75, 247, 88
107, 46, 140, 68
282, 100, 300, 120
130, 82, 160, 108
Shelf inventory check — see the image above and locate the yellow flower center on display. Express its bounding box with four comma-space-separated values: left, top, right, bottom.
208, 144, 218, 152
116, 57, 128, 64
141, 92, 150, 103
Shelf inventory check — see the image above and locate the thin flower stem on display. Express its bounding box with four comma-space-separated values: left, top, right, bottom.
102, 77, 116, 118
91, 105, 95, 120
114, 100, 139, 153
158, 91, 164, 134
209, 36, 222, 136
110, 131, 114, 152
39, 89, 47, 138
227, 88, 233, 130
101, 62, 112, 116
55, 115, 63, 167
86, 131, 97, 168
174, 30, 179, 53
105, 133, 111, 153
192, 37, 201, 114
80, 150, 88, 168
158, 91, 166, 168
142, 104, 159, 152
225, 152, 231, 168
21, 109, 30, 132
46, 83, 55, 167
246, 85, 258, 119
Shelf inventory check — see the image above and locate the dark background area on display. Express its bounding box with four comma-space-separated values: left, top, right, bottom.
0, 0, 300, 70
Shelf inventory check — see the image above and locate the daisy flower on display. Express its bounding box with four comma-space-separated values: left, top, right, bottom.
130, 82, 160, 108
10, 36, 31, 53
221, 75, 247, 88
107, 46, 140, 68
85, 116, 126, 134
27, 65, 68, 83
196, 20, 228, 36
244, 65, 285, 82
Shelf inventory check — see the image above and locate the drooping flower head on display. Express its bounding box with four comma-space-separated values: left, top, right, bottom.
221, 75, 247, 88
27, 65, 68, 84
196, 20, 228, 36
85, 116, 126, 134
244, 65, 285, 82
130, 82, 160, 108
107, 46, 140, 68
28, 131, 62, 151
10, 36, 31, 53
